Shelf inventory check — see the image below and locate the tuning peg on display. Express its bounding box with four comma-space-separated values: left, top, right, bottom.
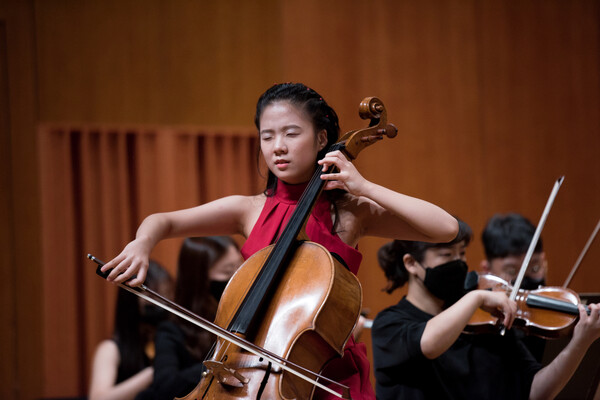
376, 124, 398, 139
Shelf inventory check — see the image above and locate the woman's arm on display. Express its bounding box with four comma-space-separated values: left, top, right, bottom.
102, 194, 260, 286
88, 340, 153, 400
352, 182, 458, 242
318, 150, 458, 244
529, 303, 600, 400
419, 290, 516, 359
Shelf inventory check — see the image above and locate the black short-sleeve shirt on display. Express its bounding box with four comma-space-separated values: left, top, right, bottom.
135, 320, 205, 400
371, 297, 542, 400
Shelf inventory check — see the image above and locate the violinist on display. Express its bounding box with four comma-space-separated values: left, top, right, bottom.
480, 212, 548, 361
89, 261, 173, 400
136, 237, 243, 400
100, 82, 458, 399
371, 218, 600, 400
480, 213, 547, 290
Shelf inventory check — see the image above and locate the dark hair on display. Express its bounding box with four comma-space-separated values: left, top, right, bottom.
254, 82, 340, 195
377, 218, 471, 294
481, 213, 542, 260
175, 236, 238, 359
113, 260, 171, 380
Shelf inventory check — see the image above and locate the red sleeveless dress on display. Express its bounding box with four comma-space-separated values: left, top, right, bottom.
241, 180, 376, 400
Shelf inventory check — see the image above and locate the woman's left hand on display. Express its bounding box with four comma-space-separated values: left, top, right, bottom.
318, 150, 368, 196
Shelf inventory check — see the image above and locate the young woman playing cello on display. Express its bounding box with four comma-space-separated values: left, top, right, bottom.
101, 82, 458, 399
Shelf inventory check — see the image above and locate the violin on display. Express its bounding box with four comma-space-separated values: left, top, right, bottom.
465, 273, 589, 339
464, 177, 592, 339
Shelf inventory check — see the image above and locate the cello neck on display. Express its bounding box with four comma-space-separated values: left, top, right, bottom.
228, 142, 345, 335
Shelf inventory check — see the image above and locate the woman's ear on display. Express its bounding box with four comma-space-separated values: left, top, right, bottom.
403, 253, 420, 275
317, 129, 328, 151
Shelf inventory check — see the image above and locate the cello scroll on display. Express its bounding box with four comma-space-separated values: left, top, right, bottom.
338, 97, 398, 160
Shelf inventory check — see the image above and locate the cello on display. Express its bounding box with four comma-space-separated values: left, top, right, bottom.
92, 96, 397, 400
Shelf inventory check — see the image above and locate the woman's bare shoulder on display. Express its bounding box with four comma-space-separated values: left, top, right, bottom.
227, 193, 266, 212
237, 193, 268, 237
196, 193, 266, 220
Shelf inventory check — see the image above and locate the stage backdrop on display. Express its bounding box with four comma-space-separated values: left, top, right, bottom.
2, 0, 599, 398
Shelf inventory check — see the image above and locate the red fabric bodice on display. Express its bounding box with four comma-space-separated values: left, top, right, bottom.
241, 179, 362, 274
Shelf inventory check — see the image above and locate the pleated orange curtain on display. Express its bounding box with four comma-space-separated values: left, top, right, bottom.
38, 124, 262, 396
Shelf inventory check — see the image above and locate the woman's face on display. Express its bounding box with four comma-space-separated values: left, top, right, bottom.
259, 101, 328, 184
208, 245, 244, 281
419, 241, 467, 271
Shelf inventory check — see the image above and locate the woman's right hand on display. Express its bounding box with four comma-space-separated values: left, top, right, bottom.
101, 237, 153, 286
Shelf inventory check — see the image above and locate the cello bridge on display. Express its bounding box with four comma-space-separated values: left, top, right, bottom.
203, 360, 250, 388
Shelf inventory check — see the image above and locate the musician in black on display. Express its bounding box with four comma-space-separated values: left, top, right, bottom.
371, 219, 600, 400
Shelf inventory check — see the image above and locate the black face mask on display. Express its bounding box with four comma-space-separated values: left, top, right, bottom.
210, 280, 229, 301
141, 303, 169, 326
421, 259, 468, 308
517, 276, 546, 291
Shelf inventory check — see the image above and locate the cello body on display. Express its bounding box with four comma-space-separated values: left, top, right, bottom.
181, 242, 362, 399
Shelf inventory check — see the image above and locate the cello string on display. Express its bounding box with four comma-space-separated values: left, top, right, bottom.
88, 254, 350, 396
94, 263, 350, 398
563, 217, 600, 288
121, 282, 348, 398
226, 151, 338, 334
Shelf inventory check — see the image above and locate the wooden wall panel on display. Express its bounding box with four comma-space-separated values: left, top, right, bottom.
0, 0, 596, 397
0, 1, 43, 399
34, 0, 283, 126
0, 18, 17, 400
478, 0, 600, 289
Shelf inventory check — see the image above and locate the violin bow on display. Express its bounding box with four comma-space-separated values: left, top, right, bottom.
562, 217, 600, 288
88, 255, 351, 399
502, 176, 564, 334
